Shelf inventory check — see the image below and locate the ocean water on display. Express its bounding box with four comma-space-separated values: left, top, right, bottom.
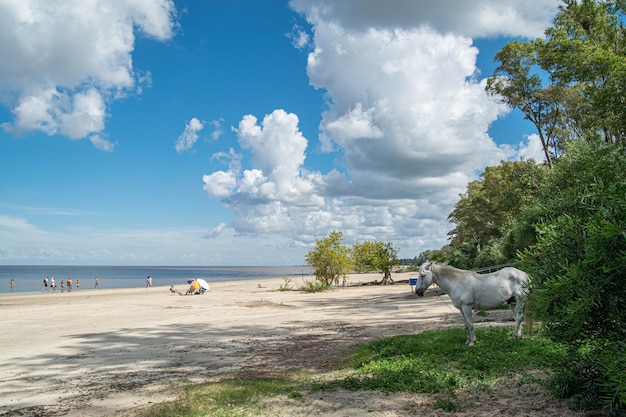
0, 265, 314, 295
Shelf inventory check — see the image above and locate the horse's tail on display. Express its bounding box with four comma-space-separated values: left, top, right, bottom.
522, 273, 534, 334
523, 302, 534, 334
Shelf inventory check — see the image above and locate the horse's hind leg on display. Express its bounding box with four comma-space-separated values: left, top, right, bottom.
509, 301, 523, 338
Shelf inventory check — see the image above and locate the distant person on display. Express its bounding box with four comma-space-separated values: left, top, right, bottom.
10, 278, 14, 291
186, 284, 200, 295
170, 285, 181, 295
67, 279, 73, 292
146, 276, 152, 288
50, 277, 56, 293
76, 279, 80, 290
61, 280, 65, 292
43, 277, 49, 293
95, 276, 100, 289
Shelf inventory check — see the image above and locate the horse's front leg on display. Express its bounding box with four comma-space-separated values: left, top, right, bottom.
460, 305, 476, 346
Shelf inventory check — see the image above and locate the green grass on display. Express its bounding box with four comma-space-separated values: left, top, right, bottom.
130, 379, 302, 417
316, 327, 565, 395
127, 327, 566, 416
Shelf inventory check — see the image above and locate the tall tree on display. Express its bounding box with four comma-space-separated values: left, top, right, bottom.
487, 0, 626, 164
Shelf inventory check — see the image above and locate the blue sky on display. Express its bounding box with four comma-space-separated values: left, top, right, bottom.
0, 0, 558, 266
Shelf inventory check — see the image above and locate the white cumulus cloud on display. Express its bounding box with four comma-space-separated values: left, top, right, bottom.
201, 1, 557, 257
0, 0, 177, 149
204, 109, 326, 234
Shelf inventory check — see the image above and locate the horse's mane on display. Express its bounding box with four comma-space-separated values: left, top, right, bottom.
431, 263, 481, 280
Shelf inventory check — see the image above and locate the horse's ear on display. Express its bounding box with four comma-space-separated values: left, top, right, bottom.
424, 261, 432, 270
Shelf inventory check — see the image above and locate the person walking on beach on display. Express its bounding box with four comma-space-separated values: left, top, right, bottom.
95, 276, 100, 289
146, 276, 152, 288
43, 277, 49, 293
10, 278, 14, 291
60, 279, 65, 292
76, 279, 80, 290
67, 278, 72, 292
50, 277, 56, 293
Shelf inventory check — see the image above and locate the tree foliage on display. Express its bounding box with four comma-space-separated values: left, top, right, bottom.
486, 41, 562, 166
305, 230, 352, 287
486, 0, 626, 168
516, 141, 626, 414
540, 0, 626, 145
447, 160, 545, 267
352, 240, 399, 284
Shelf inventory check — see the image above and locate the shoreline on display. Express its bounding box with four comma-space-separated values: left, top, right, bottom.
0, 271, 413, 299
0, 265, 319, 296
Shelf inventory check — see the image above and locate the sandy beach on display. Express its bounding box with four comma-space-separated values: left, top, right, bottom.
0, 272, 577, 417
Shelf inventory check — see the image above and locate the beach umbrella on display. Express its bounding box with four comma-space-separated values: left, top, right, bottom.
196, 278, 210, 290
186, 278, 195, 284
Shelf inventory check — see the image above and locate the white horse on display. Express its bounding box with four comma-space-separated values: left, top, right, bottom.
415, 262, 530, 346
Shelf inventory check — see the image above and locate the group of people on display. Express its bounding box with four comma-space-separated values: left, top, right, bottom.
42, 276, 95, 292
333, 274, 349, 287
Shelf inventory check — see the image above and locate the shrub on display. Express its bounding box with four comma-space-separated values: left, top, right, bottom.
519, 141, 626, 415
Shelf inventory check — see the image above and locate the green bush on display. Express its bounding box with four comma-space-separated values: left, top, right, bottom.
518, 141, 626, 415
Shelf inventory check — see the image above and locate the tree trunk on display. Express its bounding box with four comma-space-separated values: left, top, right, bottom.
381, 271, 394, 285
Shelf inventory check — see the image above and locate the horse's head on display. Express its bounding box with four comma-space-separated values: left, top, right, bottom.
415, 261, 434, 296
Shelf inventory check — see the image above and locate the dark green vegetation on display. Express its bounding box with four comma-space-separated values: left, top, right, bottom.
431, 97, 626, 416
517, 141, 626, 415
